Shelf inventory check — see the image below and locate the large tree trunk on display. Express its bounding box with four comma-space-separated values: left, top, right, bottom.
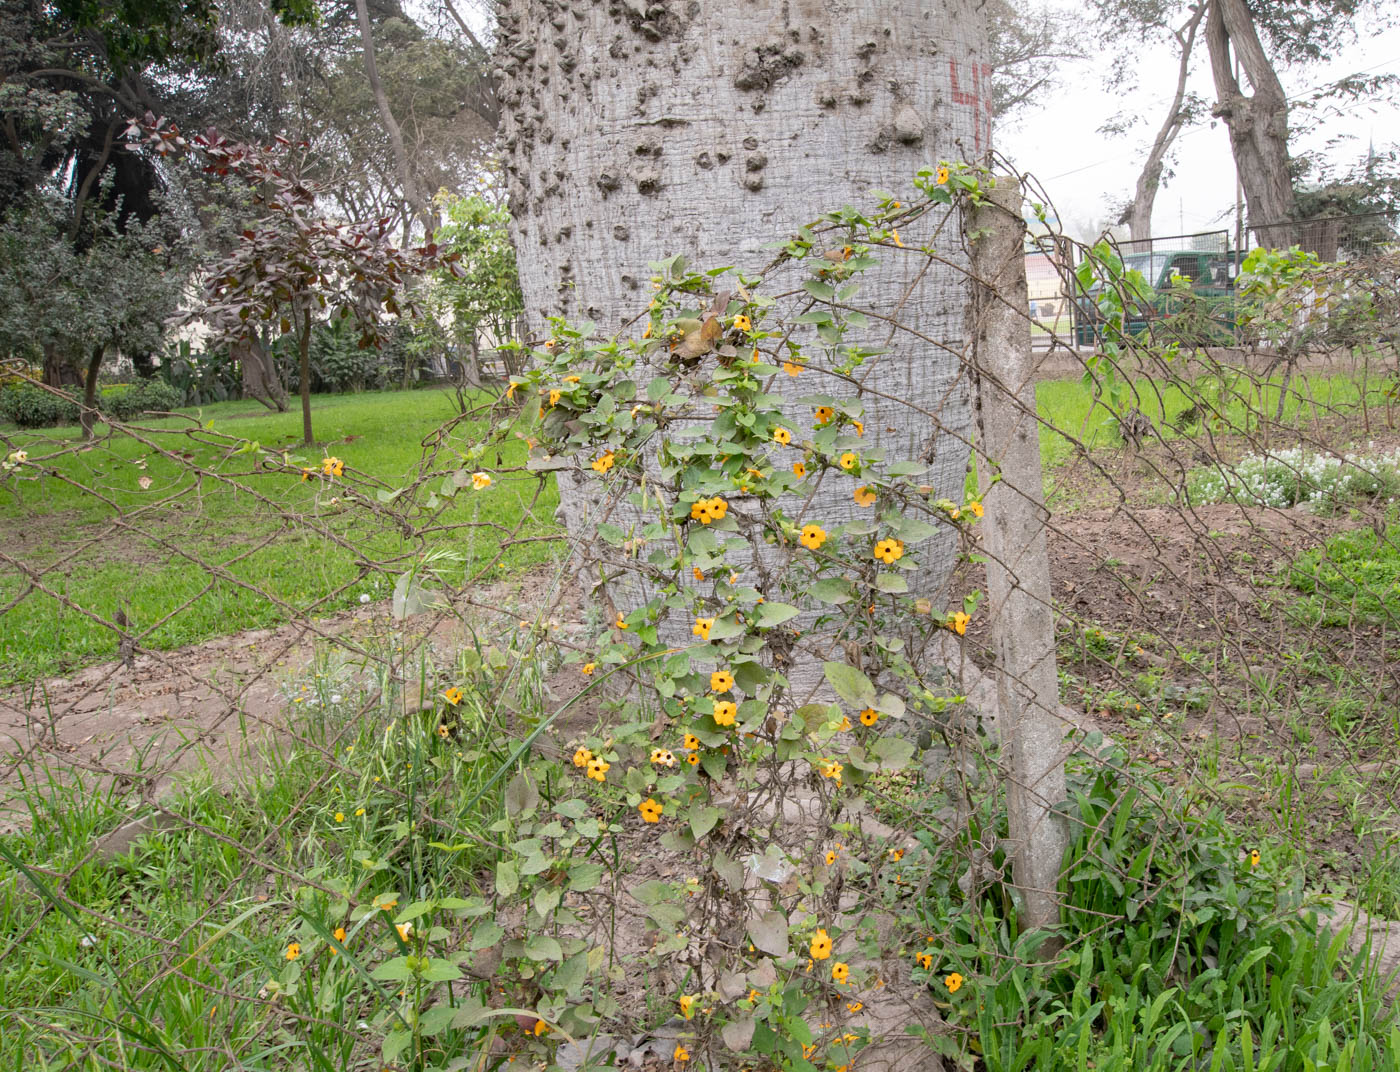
80, 342, 104, 439
238, 335, 288, 412
43, 343, 81, 389
1120, 6, 1204, 241
498, 0, 990, 678
1206, 0, 1296, 245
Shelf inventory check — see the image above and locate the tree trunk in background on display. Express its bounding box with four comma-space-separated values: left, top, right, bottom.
80, 343, 104, 439
239, 336, 289, 412
354, 0, 433, 238
1206, 0, 1296, 245
43, 343, 81, 389
497, 0, 990, 660
1121, 6, 1204, 241
298, 310, 314, 445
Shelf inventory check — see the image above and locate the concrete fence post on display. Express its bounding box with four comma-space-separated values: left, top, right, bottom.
966, 178, 1069, 934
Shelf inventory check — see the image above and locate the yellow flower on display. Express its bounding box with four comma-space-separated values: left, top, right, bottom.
285, 942, 301, 961
854, 485, 876, 507
678, 994, 695, 1019
586, 756, 610, 782
810, 928, 833, 960
773, 426, 791, 446
690, 500, 713, 524
564, 375, 580, 383
820, 761, 843, 784
549, 389, 561, 406
674, 1045, 690, 1062
838, 715, 852, 731
616, 615, 628, 630
853, 420, 864, 436
967, 500, 984, 518
707, 496, 728, 520
839, 452, 857, 470
334, 811, 345, 822
945, 972, 964, 993
686, 752, 700, 766
847, 1001, 864, 1012
321, 457, 343, 478
692, 566, 704, 581
582, 662, 596, 675
825, 849, 837, 865
650, 748, 676, 767
734, 314, 752, 332
713, 701, 737, 726
799, 524, 827, 550
573, 747, 593, 768
437, 725, 450, 739
1250, 849, 1261, 868
506, 382, 517, 400
643, 322, 653, 338
916, 952, 933, 970
937, 164, 950, 185
832, 961, 850, 984
814, 406, 834, 425
692, 617, 714, 640
859, 707, 878, 727
332, 926, 346, 948
592, 451, 616, 474
873, 538, 904, 564
783, 361, 803, 376
710, 669, 735, 693
355, 808, 365, 816
471, 471, 492, 490
683, 733, 700, 751
443, 687, 463, 706
639, 798, 663, 823
890, 848, 905, 862
300, 468, 312, 481
793, 461, 807, 478
396, 922, 413, 942
948, 611, 970, 636
891, 229, 903, 248
533, 1019, 549, 1036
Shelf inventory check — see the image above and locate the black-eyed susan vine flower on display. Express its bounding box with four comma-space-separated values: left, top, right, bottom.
915, 952, 933, 970
832, 961, 850, 984
859, 707, 878, 727
937, 164, 950, 184
683, 733, 700, 751
692, 616, 714, 640
582, 662, 596, 675
873, 538, 904, 564
825, 849, 838, 865
890, 848, 905, 862
945, 972, 964, 993
586, 756, 610, 782
966, 500, 984, 518
685, 752, 700, 766
443, 687, 463, 706
591, 451, 615, 474
650, 748, 676, 767
285, 942, 301, 961
820, 760, 843, 784
615, 615, 628, 629
436, 725, 451, 739
674, 1045, 689, 1062
947, 611, 970, 635
1250, 849, 1261, 867
639, 798, 663, 823
321, 457, 343, 478
773, 426, 791, 445
471, 471, 492, 490
810, 928, 833, 960
573, 747, 593, 768
814, 406, 834, 425
678, 994, 695, 1019
839, 452, 857, 470
713, 701, 737, 726
793, 461, 807, 478
854, 485, 876, 507
733, 314, 752, 332
533, 1019, 550, 1036
783, 361, 803, 376
692, 566, 704, 581
710, 669, 735, 693
799, 523, 827, 550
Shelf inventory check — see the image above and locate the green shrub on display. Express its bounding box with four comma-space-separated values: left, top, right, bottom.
101, 378, 183, 421
0, 384, 79, 427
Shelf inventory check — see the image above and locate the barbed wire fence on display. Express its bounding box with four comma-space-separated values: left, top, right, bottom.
1, 158, 1398, 1070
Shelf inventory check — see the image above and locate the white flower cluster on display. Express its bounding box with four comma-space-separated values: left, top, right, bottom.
1188, 445, 1400, 509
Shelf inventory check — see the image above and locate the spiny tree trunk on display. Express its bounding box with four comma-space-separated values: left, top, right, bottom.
1121, 6, 1204, 241
497, 0, 990, 647
1206, 0, 1296, 245
354, 0, 433, 238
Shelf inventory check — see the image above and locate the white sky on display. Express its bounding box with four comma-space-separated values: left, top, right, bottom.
997, 13, 1400, 242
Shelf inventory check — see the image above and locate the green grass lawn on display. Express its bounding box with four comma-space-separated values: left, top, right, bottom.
0, 389, 561, 683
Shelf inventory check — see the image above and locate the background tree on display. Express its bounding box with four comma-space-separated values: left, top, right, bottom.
128, 115, 460, 445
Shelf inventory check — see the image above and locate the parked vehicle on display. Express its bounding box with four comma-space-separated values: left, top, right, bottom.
1075, 249, 1237, 346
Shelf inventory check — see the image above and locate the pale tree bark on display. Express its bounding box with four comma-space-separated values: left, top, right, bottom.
354, 0, 434, 238
1206, 0, 1296, 245
1120, 5, 1204, 241
498, 0, 990, 666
